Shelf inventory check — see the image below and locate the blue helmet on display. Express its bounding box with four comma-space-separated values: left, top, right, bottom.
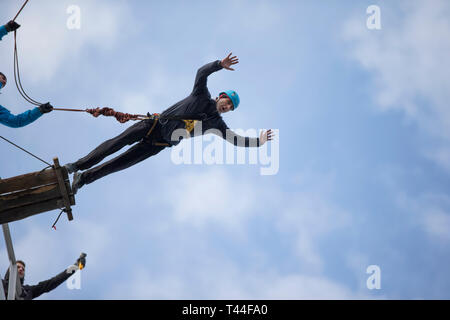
220, 90, 240, 110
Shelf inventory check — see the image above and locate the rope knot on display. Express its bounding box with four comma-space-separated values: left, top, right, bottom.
86, 107, 142, 123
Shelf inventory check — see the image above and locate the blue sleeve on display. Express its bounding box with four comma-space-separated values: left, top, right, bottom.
0, 25, 8, 41
0, 105, 43, 128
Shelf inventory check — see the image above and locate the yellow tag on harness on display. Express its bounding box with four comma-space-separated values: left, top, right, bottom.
183, 120, 197, 133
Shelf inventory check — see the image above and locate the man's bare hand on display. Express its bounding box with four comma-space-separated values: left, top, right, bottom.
221, 52, 239, 71
260, 129, 274, 146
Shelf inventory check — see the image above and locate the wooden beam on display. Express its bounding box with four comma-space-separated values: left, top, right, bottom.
65, 180, 76, 206
53, 158, 74, 221
0, 184, 61, 212
0, 157, 75, 225
0, 198, 64, 225
0, 169, 56, 194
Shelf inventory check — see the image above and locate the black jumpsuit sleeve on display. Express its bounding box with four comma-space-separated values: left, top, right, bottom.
28, 270, 72, 299
214, 118, 260, 147
192, 60, 223, 96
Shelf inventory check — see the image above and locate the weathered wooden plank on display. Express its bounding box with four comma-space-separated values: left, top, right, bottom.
0, 184, 61, 212
0, 198, 64, 225
0, 157, 75, 224
65, 181, 76, 206
53, 158, 73, 221
0, 169, 57, 194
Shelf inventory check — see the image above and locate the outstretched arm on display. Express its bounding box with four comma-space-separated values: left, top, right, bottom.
0, 105, 43, 128
27, 257, 84, 300
191, 52, 239, 96
27, 270, 72, 299
0, 21, 20, 41
192, 60, 223, 96
216, 119, 274, 147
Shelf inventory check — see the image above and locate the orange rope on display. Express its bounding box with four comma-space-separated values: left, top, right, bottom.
53, 107, 147, 123
85, 107, 145, 123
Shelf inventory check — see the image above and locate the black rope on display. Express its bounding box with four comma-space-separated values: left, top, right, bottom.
13, 31, 43, 106
0, 135, 52, 167
13, 0, 30, 22
51, 209, 65, 230
38, 165, 52, 173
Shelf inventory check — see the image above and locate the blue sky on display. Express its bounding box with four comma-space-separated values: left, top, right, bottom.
1, 0, 449, 299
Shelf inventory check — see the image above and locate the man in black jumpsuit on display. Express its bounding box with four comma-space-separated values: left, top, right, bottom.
2, 258, 84, 300
66, 53, 273, 194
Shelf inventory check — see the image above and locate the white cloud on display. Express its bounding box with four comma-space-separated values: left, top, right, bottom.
155, 168, 257, 229
422, 209, 450, 243
0, 0, 365, 299
0, 217, 112, 294
0, 162, 358, 299
0, 0, 131, 83
343, 0, 450, 169
262, 273, 361, 299
396, 192, 450, 244
121, 93, 153, 115
218, 0, 283, 34
0, 225, 61, 279
106, 260, 364, 300
119, 66, 192, 116
276, 191, 351, 272
424, 146, 450, 173
115, 167, 357, 299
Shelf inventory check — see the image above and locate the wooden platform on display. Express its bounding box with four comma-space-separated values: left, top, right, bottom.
0, 158, 75, 225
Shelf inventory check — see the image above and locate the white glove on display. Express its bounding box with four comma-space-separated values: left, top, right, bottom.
66, 265, 79, 274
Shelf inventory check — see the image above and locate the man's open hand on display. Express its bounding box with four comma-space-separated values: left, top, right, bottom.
260, 129, 274, 146
221, 52, 239, 71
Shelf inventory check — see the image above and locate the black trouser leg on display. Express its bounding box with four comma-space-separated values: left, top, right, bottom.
81, 141, 166, 185
73, 120, 152, 171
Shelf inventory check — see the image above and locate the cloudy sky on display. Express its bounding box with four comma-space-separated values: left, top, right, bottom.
1, 0, 449, 299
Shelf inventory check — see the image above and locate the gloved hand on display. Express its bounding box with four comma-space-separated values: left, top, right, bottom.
39, 102, 53, 114
76, 253, 87, 270
66, 265, 79, 275
5, 21, 20, 33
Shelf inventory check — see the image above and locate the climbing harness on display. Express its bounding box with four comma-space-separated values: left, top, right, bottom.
183, 119, 197, 133
141, 113, 208, 146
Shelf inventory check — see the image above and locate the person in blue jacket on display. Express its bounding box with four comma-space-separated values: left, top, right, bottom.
1, 21, 53, 127
0, 71, 53, 128
0, 20, 21, 41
